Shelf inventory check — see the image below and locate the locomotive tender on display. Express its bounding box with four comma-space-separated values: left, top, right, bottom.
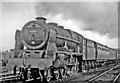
8, 17, 118, 81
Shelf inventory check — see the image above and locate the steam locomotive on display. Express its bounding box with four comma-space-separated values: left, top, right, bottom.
8, 17, 119, 82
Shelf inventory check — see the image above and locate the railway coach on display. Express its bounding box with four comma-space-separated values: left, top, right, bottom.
82, 38, 97, 70
82, 37, 118, 71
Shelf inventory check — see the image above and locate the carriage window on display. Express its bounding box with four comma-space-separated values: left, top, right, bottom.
102, 48, 103, 50
102, 48, 104, 50
98, 47, 100, 50
98, 47, 99, 49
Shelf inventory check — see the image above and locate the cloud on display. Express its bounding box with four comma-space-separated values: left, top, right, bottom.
35, 2, 118, 38
42, 14, 118, 48
1, 2, 119, 50
1, 2, 37, 50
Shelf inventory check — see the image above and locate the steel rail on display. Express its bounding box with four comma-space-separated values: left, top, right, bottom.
113, 73, 120, 83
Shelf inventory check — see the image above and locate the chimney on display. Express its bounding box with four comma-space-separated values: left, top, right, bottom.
58, 26, 64, 29
35, 17, 46, 23
48, 22, 58, 27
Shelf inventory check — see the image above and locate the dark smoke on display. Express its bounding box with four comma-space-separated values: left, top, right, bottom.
35, 2, 118, 38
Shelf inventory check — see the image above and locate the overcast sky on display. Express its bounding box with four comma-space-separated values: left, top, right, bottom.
1, 0, 119, 51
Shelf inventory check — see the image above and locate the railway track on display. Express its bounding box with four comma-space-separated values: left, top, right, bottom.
87, 64, 120, 83
0, 72, 18, 82
0, 71, 74, 83
59, 64, 120, 83
0, 64, 119, 83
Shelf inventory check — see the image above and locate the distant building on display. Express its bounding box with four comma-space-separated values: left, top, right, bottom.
0, 49, 14, 59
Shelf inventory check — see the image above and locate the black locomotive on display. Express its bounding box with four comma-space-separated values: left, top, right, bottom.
8, 17, 119, 82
